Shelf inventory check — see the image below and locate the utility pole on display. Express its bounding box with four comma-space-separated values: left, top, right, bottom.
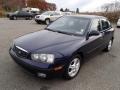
25, 0, 28, 7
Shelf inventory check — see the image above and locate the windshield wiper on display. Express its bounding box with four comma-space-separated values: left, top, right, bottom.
45, 28, 76, 36
45, 28, 57, 32
56, 30, 76, 36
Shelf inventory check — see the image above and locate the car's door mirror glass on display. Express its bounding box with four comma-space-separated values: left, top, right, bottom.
88, 30, 100, 37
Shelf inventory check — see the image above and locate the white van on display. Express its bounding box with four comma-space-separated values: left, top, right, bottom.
117, 18, 120, 28
22, 7, 40, 16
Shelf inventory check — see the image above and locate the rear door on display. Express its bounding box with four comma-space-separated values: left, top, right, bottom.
100, 19, 114, 46
17, 11, 27, 18
17, 11, 24, 18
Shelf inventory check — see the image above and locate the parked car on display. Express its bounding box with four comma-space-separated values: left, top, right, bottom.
22, 7, 40, 17
35, 11, 63, 25
8, 11, 33, 20
62, 12, 72, 15
9, 15, 114, 80
117, 18, 120, 28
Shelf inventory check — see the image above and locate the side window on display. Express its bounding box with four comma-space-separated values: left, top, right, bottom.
101, 19, 111, 30
18, 11, 24, 15
50, 12, 55, 16
91, 19, 101, 31
54, 12, 60, 15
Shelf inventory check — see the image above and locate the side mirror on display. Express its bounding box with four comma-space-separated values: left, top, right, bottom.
89, 30, 100, 37
86, 30, 100, 40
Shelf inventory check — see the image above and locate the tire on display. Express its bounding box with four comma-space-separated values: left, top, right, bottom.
36, 20, 41, 24
26, 17, 32, 20
25, 17, 29, 20
45, 19, 50, 25
13, 16, 17, 20
104, 39, 113, 52
117, 26, 120, 28
9, 17, 13, 20
29, 17, 32, 20
63, 54, 82, 80
9, 16, 16, 20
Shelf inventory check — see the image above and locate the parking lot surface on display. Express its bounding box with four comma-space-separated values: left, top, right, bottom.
0, 18, 120, 90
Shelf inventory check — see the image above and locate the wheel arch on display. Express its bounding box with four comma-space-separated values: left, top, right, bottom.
72, 51, 84, 63
45, 18, 50, 21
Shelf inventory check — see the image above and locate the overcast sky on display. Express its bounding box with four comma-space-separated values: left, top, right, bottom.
47, 0, 116, 12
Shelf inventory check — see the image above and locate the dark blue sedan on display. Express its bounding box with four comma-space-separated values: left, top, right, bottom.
9, 15, 115, 79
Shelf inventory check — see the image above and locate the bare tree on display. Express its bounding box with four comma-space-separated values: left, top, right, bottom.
60, 8, 64, 12
76, 8, 79, 13
102, 1, 120, 12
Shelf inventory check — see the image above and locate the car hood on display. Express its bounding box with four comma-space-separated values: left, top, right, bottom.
36, 15, 49, 17
14, 30, 83, 52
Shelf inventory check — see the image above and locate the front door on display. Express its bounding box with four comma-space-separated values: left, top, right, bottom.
83, 19, 103, 55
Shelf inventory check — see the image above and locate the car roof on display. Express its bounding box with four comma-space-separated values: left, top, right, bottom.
45, 11, 62, 14
68, 14, 106, 19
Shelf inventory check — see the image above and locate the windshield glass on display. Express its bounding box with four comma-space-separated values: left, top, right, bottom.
42, 11, 53, 15
46, 16, 90, 36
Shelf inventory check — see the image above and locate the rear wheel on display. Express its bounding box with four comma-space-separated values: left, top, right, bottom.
10, 16, 17, 20
117, 26, 120, 28
12, 16, 17, 20
63, 55, 81, 80
104, 39, 113, 52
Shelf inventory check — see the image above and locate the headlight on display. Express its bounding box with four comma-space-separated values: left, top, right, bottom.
31, 54, 55, 64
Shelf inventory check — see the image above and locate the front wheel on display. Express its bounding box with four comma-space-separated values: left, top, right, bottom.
11, 16, 17, 20
45, 19, 50, 25
63, 55, 81, 80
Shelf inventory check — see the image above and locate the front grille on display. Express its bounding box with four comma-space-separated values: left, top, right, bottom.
13, 45, 29, 59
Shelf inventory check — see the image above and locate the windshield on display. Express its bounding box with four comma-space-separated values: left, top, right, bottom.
42, 11, 53, 15
46, 16, 90, 36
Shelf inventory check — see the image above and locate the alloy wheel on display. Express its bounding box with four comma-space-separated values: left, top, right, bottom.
68, 58, 80, 77
46, 19, 50, 25
108, 40, 112, 51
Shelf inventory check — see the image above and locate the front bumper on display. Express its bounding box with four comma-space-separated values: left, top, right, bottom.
35, 17, 45, 21
117, 23, 120, 26
9, 49, 64, 78
35, 19, 45, 24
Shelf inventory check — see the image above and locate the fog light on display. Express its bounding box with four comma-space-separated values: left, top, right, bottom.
37, 73, 46, 78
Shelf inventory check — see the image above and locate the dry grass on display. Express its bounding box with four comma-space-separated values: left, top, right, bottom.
0, 8, 5, 17
80, 11, 120, 22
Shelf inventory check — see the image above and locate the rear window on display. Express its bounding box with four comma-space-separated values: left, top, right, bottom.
101, 19, 111, 30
